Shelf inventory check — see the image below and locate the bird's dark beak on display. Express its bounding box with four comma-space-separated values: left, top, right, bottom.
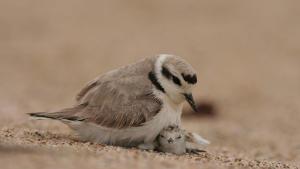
184, 93, 198, 112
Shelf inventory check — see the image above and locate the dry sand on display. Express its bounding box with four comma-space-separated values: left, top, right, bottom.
1, 0, 300, 168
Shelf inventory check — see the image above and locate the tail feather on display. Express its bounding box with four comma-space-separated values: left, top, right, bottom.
28, 112, 85, 121
28, 103, 88, 121
28, 112, 59, 120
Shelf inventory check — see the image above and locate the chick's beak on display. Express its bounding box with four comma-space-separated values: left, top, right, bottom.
184, 93, 198, 112
168, 138, 174, 143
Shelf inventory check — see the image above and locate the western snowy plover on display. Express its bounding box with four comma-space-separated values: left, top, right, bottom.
29, 54, 204, 148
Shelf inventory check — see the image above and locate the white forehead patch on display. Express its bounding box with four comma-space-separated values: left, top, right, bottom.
155, 54, 171, 73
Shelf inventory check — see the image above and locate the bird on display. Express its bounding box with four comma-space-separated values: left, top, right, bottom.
156, 125, 187, 155
138, 125, 209, 155
29, 54, 199, 147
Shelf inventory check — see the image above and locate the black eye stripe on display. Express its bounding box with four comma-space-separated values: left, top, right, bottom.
161, 67, 182, 86
182, 73, 197, 84
148, 71, 165, 93
162, 66, 172, 79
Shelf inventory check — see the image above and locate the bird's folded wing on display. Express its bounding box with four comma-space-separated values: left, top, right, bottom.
74, 59, 162, 129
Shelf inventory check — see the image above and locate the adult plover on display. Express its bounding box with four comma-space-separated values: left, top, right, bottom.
29, 54, 201, 148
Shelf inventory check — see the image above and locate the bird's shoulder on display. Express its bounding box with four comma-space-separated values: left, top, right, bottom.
76, 56, 157, 102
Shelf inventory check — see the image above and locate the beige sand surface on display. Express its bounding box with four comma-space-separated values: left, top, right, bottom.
1, 1, 300, 168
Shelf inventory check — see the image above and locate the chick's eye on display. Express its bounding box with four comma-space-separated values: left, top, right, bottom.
176, 136, 182, 139
159, 135, 165, 138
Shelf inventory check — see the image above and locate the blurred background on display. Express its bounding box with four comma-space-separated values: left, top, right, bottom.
0, 0, 300, 168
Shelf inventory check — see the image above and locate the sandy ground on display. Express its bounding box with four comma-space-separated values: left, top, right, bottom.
1, 0, 300, 168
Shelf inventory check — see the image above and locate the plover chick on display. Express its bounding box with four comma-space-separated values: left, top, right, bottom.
138, 125, 208, 155
156, 125, 186, 155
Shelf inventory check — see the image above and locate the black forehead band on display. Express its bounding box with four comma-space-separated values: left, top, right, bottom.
182, 73, 197, 84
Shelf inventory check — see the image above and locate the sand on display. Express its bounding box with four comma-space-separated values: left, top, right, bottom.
1, 0, 300, 168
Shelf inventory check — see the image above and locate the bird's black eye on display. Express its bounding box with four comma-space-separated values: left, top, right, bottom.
159, 134, 165, 138
176, 136, 182, 139
172, 76, 181, 86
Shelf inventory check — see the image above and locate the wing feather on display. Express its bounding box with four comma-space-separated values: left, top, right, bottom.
74, 57, 162, 128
